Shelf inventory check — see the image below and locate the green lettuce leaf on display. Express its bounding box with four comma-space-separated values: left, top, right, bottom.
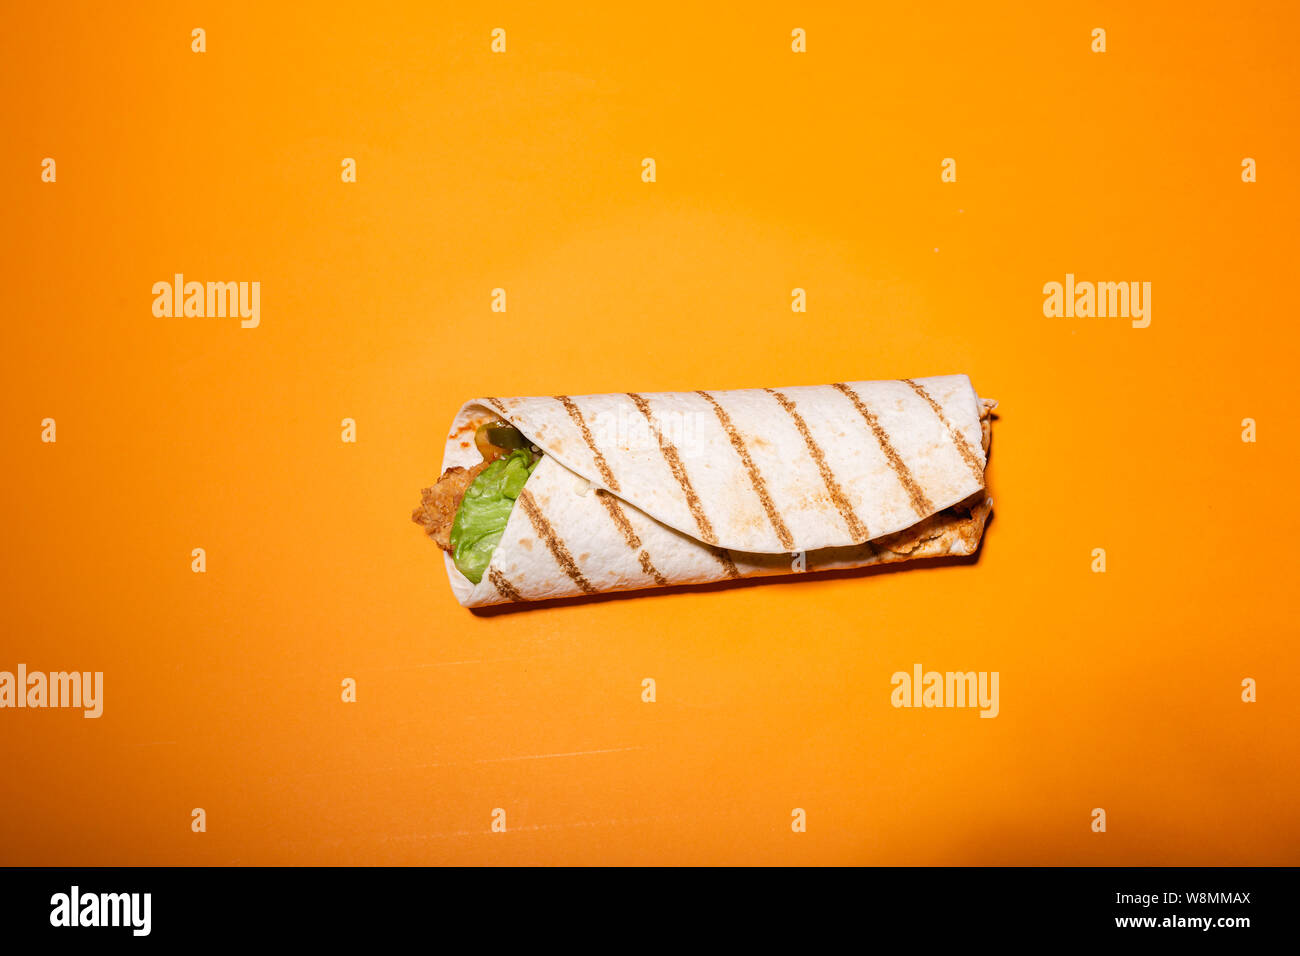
450, 449, 539, 584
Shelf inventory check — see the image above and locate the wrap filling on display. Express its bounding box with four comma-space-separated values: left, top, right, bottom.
412, 422, 541, 584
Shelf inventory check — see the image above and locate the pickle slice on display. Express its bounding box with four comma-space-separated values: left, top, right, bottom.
474, 420, 528, 460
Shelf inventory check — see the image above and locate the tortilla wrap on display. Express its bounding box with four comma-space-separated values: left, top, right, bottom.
433, 375, 994, 607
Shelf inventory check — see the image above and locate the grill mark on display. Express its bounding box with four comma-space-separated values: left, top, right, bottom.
696, 390, 794, 551
832, 382, 935, 517
517, 489, 597, 595
487, 567, 522, 603
638, 550, 668, 585
625, 392, 719, 546
596, 490, 640, 548
482, 396, 510, 417
902, 379, 986, 484
715, 548, 741, 579
555, 395, 619, 492
765, 388, 870, 541
596, 490, 668, 586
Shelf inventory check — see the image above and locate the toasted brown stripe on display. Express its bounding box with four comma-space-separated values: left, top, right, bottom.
832, 382, 935, 517
715, 548, 741, 579
902, 379, 986, 484
483, 396, 510, 417
596, 490, 640, 549
556, 395, 619, 492
596, 490, 669, 586
626, 392, 719, 546
697, 390, 794, 551
517, 489, 598, 595
487, 567, 523, 603
637, 550, 669, 586
766, 388, 870, 541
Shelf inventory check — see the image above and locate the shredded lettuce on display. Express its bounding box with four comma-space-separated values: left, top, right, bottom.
450, 449, 540, 584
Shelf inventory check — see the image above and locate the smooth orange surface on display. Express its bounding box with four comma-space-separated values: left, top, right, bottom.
3, 2, 1298, 865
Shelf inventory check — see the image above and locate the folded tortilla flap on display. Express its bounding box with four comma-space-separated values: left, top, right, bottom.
441, 375, 987, 557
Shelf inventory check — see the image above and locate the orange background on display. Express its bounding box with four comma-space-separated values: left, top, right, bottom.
3, 1, 1298, 865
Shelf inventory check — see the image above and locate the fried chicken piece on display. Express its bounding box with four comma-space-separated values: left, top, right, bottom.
412, 461, 490, 552
979, 397, 996, 455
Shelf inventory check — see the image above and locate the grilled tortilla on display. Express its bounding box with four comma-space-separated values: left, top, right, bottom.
415, 375, 995, 607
